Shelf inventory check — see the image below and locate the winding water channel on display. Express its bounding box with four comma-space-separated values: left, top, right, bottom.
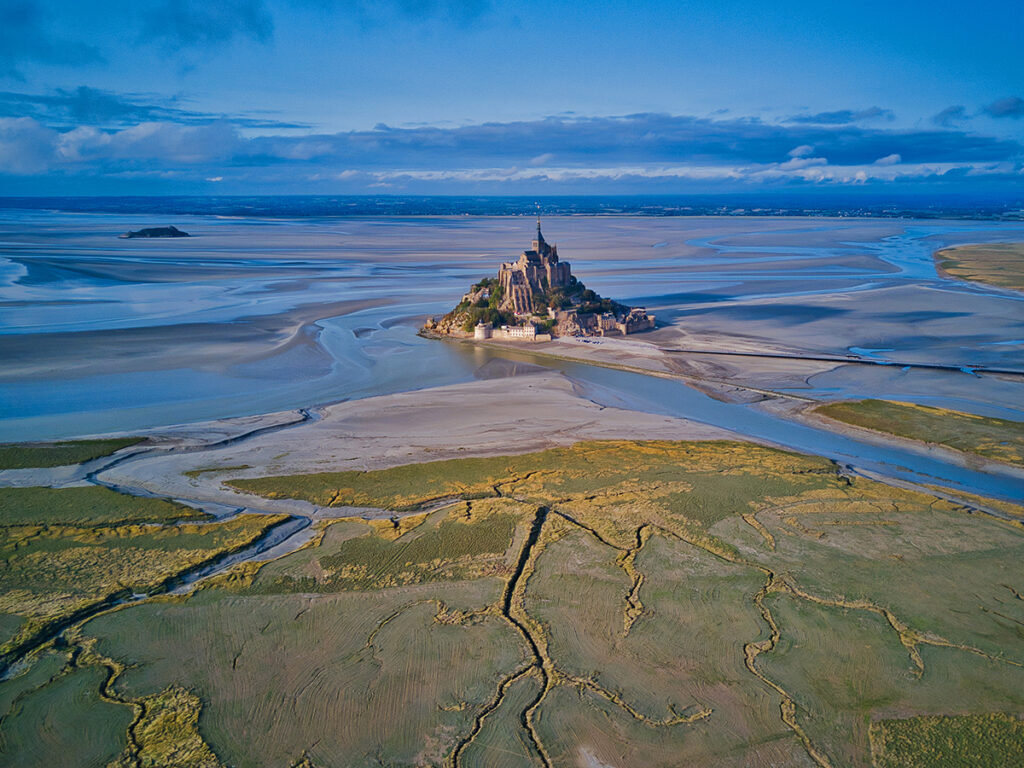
2, 214, 1022, 672
431, 341, 1022, 503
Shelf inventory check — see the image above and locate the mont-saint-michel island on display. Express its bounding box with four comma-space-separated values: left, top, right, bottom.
424, 220, 654, 341
2, 2, 1024, 768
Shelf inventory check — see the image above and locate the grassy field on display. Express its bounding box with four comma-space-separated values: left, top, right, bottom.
814, 399, 1024, 466
0, 485, 209, 526
3, 440, 1021, 767
247, 500, 521, 593
0, 484, 286, 660
871, 713, 1024, 768
934, 242, 1024, 292
85, 581, 524, 768
0, 437, 143, 469
228, 439, 838, 515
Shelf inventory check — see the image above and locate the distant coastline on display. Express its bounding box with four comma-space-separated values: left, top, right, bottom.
1, 194, 1022, 221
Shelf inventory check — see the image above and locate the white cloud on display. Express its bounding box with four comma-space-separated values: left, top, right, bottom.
0, 118, 242, 173
778, 155, 828, 171
874, 153, 901, 166
0, 117, 57, 173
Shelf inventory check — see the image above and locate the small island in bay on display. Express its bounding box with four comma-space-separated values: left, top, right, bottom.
423, 220, 654, 341
119, 225, 190, 239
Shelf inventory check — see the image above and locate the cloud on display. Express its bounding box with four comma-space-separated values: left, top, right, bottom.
141, 0, 274, 50
778, 154, 827, 171
932, 105, 967, 127
246, 112, 1014, 168
55, 121, 242, 165
0, 1, 103, 79
2, 111, 1021, 195
0, 87, 310, 130
983, 96, 1024, 119
786, 107, 894, 125
0, 116, 58, 173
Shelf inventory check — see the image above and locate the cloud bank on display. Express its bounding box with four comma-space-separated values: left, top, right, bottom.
1, 110, 1020, 194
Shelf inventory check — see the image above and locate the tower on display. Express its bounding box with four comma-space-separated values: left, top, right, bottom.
532, 216, 547, 254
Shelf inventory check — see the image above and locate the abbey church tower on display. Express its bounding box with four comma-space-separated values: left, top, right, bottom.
498, 219, 572, 315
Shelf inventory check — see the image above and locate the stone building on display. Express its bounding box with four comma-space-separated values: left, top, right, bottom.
499, 323, 537, 340
548, 306, 655, 336
498, 219, 572, 315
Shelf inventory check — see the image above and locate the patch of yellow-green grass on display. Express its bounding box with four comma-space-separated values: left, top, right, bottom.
935, 242, 1024, 292
0, 485, 209, 527
247, 499, 523, 593
0, 512, 288, 659
814, 399, 1024, 466
870, 713, 1024, 768
108, 685, 224, 768
228, 439, 837, 514
0, 437, 144, 470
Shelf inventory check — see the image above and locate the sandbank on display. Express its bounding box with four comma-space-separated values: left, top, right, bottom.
95, 371, 738, 518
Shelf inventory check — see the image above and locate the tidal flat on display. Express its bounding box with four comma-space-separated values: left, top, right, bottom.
1, 210, 1023, 767
3, 210, 1024, 439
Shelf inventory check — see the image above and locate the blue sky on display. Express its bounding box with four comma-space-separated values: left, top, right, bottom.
1, 0, 1022, 196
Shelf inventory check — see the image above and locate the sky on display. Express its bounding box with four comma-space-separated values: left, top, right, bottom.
0, 0, 1022, 197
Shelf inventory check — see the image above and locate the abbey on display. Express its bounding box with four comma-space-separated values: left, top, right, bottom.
497, 220, 572, 314
424, 220, 655, 340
